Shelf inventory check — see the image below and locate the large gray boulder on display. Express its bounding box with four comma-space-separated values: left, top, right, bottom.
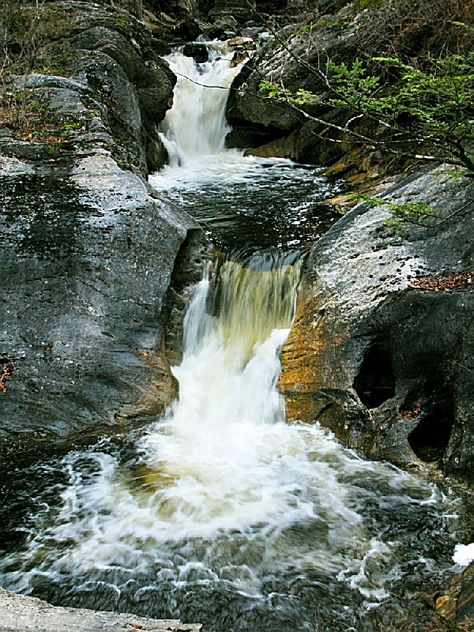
24, 1, 177, 176
279, 166, 474, 483
0, 153, 203, 458
0, 2, 207, 462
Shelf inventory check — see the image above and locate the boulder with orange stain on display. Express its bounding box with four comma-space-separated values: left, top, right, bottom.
279, 165, 474, 483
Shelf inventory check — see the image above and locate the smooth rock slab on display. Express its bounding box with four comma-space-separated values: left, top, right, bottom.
0, 589, 201, 632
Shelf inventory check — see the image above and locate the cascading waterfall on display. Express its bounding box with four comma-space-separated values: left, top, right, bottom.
159, 43, 243, 167
0, 42, 463, 632
0, 255, 457, 629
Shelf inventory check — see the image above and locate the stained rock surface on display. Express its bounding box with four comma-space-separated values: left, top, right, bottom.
279, 166, 474, 483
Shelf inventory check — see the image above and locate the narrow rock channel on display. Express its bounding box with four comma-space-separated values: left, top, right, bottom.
1, 39, 471, 632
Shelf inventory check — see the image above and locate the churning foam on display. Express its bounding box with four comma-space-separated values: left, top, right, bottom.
0, 259, 446, 606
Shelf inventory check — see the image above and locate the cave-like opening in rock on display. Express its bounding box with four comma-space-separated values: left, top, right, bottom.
408, 400, 454, 462
354, 341, 395, 408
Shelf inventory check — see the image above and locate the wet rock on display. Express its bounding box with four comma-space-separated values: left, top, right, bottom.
173, 18, 202, 41
228, 36, 255, 48
225, 5, 382, 162
0, 155, 204, 456
20, 2, 176, 176
279, 166, 474, 483
62, 12, 176, 174
163, 230, 213, 366
428, 563, 474, 630
148, 0, 199, 21
226, 58, 302, 148
182, 42, 209, 63
0, 588, 201, 631
0, 2, 210, 462
208, 2, 253, 24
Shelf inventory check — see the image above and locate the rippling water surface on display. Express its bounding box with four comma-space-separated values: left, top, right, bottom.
0, 256, 462, 632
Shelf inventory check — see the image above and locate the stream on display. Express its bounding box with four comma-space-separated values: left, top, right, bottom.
0, 42, 466, 631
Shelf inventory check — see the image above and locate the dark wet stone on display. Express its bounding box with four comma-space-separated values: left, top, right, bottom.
0, 153, 204, 456
182, 42, 209, 63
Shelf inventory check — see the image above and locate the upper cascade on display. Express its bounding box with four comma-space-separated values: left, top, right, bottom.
159, 43, 244, 166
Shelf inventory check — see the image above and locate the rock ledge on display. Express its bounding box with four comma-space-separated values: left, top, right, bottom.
0, 589, 201, 632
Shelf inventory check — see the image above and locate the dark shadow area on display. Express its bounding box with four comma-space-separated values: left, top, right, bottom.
354, 342, 395, 409
408, 401, 454, 462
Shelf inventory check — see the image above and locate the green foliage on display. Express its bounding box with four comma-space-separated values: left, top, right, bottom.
349, 195, 440, 228
259, 53, 474, 174
327, 59, 397, 115
259, 80, 321, 106
328, 55, 474, 142
0, 2, 74, 78
354, 0, 384, 10
259, 80, 284, 99
114, 16, 132, 31
444, 167, 471, 179
384, 202, 439, 228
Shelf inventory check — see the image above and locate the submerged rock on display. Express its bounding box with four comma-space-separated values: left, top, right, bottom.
279, 166, 474, 483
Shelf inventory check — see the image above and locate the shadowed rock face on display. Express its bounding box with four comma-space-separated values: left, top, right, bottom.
5, 1, 176, 176
226, 3, 361, 160
279, 166, 474, 483
0, 2, 209, 461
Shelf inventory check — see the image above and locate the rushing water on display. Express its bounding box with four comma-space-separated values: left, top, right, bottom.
0, 255, 461, 630
150, 44, 342, 255
0, 42, 466, 632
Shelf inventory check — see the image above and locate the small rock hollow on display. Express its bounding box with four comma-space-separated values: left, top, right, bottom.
408, 401, 455, 462
354, 342, 395, 408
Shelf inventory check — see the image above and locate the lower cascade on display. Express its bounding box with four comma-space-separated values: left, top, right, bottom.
0, 256, 460, 630
0, 43, 465, 632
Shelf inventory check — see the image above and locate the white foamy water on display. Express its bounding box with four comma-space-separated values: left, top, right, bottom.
1, 261, 449, 608
150, 44, 300, 193
0, 42, 461, 631
453, 542, 474, 567
159, 43, 243, 168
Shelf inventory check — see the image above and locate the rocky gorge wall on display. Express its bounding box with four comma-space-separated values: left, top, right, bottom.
0, 0, 471, 507
279, 167, 474, 484
0, 1, 208, 463
0, 0, 471, 499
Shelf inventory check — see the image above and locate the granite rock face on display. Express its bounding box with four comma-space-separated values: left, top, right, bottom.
6, 1, 176, 176
0, 153, 204, 457
279, 166, 474, 483
0, 2, 208, 461
226, 3, 361, 161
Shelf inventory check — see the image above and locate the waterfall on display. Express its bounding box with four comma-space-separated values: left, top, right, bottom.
0, 256, 447, 615
0, 41, 459, 632
159, 44, 243, 167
